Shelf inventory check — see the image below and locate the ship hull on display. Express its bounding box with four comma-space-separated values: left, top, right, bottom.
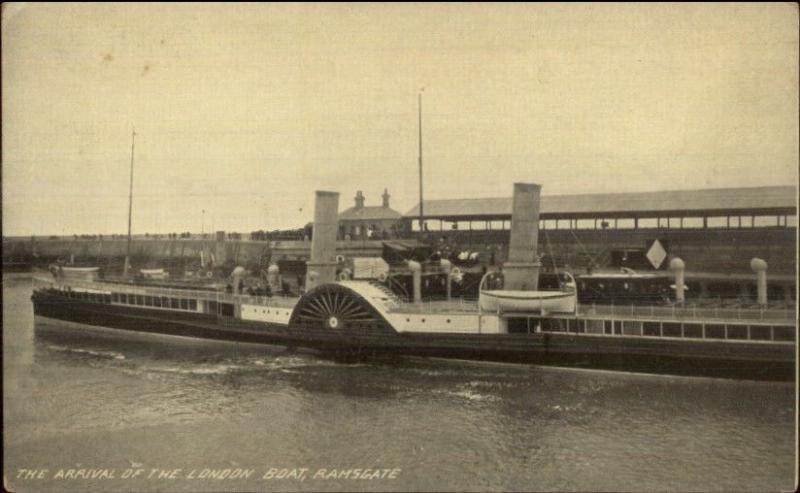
31, 290, 794, 380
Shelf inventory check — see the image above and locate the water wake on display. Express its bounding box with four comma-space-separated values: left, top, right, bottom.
47, 345, 126, 360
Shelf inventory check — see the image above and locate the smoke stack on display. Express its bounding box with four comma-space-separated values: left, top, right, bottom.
306, 191, 340, 290
503, 183, 542, 291
382, 188, 390, 208
750, 258, 768, 306
354, 191, 365, 209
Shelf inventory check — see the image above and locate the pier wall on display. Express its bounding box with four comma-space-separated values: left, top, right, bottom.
3, 226, 796, 277
2, 237, 385, 273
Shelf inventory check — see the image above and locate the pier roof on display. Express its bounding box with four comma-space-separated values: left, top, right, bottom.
403, 186, 797, 220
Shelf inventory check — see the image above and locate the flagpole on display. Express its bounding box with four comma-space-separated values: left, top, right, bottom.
418, 90, 424, 237
124, 128, 136, 278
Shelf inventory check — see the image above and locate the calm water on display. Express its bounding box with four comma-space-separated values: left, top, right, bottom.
3, 274, 796, 492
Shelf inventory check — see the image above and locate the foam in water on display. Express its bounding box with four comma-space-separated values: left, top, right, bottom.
146, 364, 242, 376
449, 389, 498, 401
47, 345, 126, 360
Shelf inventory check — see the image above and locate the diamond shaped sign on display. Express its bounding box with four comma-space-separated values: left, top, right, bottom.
646, 239, 667, 269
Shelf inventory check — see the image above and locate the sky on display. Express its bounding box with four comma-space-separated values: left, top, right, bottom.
2, 3, 798, 236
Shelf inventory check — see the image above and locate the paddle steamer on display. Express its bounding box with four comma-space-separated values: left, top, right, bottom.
32, 184, 796, 380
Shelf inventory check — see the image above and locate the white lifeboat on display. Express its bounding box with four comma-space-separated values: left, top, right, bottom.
478, 271, 576, 315
140, 268, 169, 279
479, 290, 576, 314
60, 266, 100, 281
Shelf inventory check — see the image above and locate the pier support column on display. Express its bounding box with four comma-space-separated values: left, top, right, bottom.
739, 282, 750, 299
503, 183, 542, 291
699, 281, 709, 299
305, 191, 340, 291
750, 258, 768, 307
670, 257, 686, 304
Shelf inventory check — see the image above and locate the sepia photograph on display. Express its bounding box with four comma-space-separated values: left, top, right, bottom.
2, 3, 798, 492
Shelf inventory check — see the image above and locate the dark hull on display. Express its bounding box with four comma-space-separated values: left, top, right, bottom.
32, 291, 795, 380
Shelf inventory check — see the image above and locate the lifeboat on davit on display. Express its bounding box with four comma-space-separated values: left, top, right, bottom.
478, 271, 577, 315
49, 264, 100, 281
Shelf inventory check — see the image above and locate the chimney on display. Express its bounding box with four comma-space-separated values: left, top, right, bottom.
503, 183, 542, 291
306, 191, 340, 290
354, 191, 365, 209
382, 188, 390, 208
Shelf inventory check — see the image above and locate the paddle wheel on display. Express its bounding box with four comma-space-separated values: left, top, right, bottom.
288, 283, 396, 334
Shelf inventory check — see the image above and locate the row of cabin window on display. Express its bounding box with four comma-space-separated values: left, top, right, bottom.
62, 290, 112, 304
111, 292, 198, 311
523, 317, 795, 341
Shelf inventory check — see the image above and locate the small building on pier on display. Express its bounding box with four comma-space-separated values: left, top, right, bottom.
338, 189, 405, 240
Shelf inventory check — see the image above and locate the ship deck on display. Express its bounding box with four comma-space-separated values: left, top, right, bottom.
391, 298, 795, 323
34, 275, 796, 324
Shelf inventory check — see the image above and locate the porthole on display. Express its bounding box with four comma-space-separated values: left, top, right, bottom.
406, 318, 410, 322
447, 319, 451, 323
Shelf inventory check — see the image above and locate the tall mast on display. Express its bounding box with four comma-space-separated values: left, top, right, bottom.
418, 91, 424, 236
124, 128, 136, 277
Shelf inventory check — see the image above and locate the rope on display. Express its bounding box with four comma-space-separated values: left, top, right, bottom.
569, 228, 601, 269
543, 228, 559, 277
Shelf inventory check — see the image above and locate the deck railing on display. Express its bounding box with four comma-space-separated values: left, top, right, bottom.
32, 275, 299, 308
580, 303, 795, 323
32, 275, 795, 324
388, 298, 795, 323
390, 298, 480, 314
